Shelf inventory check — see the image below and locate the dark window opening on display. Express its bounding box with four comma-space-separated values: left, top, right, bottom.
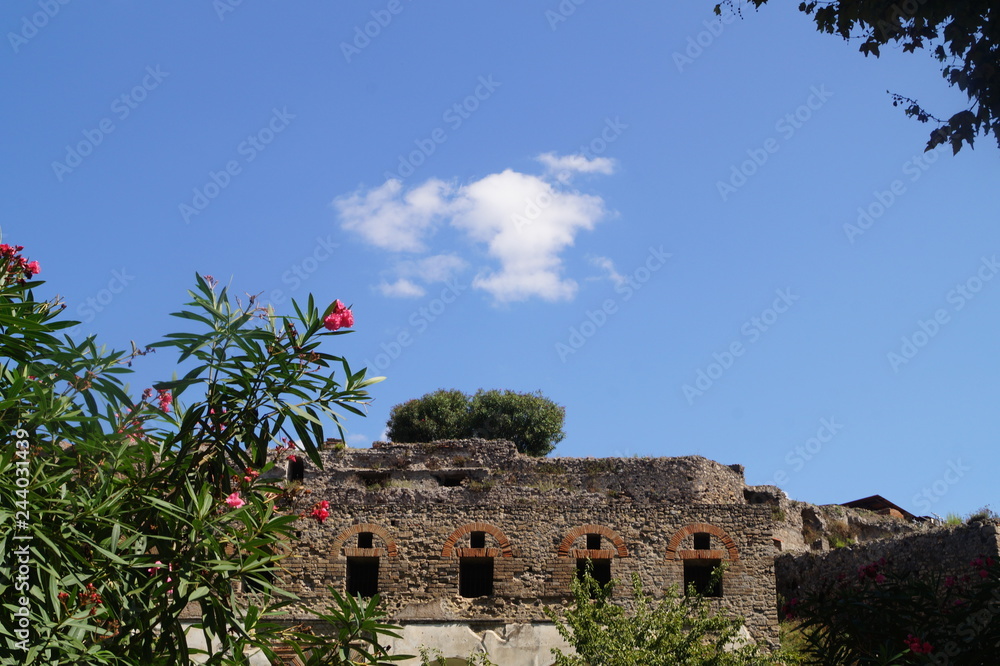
470, 531, 486, 548
684, 560, 722, 597
287, 458, 305, 482
347, 557, 379, 597
357, 532, 373, 549
586, 533, 602, 550
435, 475, 465, 487
357, 472, 390, 488
459, 558, 493, 597
693, 532, 711, 550
576, 558, 612, 592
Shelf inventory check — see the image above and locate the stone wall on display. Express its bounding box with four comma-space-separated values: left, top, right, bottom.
265, 439, 779, 660
775, 519, 1000, 601
743, 484, 927, 554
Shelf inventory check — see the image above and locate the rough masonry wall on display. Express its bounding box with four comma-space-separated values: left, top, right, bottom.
776, 520, 1000, 601
743, 484, 927, 554
269, 440, 779, 648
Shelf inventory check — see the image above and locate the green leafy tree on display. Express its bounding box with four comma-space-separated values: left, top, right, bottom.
385, 389, 471, 443
288, 588, 411, 665
468, 389, 565, 457
546, 565, 784, 666
0, 238, 385, 664
719, 0, 1000, 153
418, 646, 496, 665
385, 388, 565, 456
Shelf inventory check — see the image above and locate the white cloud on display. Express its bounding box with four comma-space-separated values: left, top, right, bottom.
589, 255, 627, 288
401, 253, 467, 283
376, 278, 426, 298
376, 254, 467, 299
536, 152, 616, 179
453, 169, 608, 302
333, 178, 453, 252
336, 155, 614, 303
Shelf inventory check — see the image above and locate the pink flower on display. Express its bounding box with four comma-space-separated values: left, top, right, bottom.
310, 500, 331, 523
225, 492, 246, 509
904, 634, 933, 654
157, 389, 173, 413
323, 300, 355, 331
25, 260, 40, 277
148, 561, 174, 594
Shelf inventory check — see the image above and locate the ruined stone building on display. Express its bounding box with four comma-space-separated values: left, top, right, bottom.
269, 439, 780, 664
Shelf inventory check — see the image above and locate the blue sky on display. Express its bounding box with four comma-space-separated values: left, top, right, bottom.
4, 1, 999, 518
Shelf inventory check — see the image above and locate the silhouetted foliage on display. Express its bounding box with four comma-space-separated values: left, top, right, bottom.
720, 0, 1000, 153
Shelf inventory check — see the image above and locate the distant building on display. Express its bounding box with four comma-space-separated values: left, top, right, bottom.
841, 494, 921, 522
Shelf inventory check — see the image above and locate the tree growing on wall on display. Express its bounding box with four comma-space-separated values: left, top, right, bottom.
718, 0, 1000, 154
386, 388, 565, 456
0, 238, 386, 664
384, 389, 471, 444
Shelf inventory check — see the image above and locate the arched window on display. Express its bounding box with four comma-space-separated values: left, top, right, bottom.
441, 522, 513, 598
665, 523, 739, 598
558, 524, 629, 592
333, 523, 397, 598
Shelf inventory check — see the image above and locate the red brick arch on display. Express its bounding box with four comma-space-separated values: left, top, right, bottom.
665, 523, 739, 561
441, 522, 513, 557
558, 524, 629, 558
332, 523, 397, 557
